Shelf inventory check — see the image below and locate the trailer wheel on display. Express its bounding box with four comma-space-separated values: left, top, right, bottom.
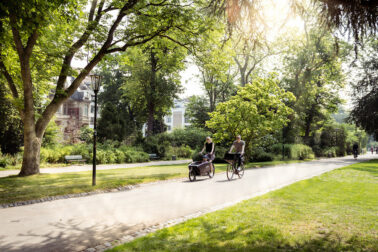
189, 169, 196, 181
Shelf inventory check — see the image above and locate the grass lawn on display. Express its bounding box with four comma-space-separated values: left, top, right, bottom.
0, 159, 309, 204
0, 162, 71, 171
0, 164, 226, 204
108, 159, 378, 252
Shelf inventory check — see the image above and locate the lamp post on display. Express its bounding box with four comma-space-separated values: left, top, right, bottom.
90, 74, 102, 186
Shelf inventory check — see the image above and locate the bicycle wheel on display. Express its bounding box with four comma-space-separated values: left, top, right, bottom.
208, 164, 215, 178
237, 163, 244, 178
227, 163, 234, 181
189, 169, 196, 181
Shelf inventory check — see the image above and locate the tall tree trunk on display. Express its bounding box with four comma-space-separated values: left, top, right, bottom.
19, 129, 41, 176
146, 49, 158, 136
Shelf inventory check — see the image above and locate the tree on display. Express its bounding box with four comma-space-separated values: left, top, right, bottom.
97, 56, 144, 142
280, 24, 347, 144
349, 39, 378, 139
206, 76, 295, 157
193, 22, 237, 112
0, 0, 207, 175
124, 40, 187, 136
185, 95, 211, 129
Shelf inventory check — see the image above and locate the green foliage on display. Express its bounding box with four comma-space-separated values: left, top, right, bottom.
250, 148, 275, 162
207, 76, 295, 158
280, 26, 347, 144
79, 126, 93, 144
142, 128, 210, 158
0, 83, 23, 154
42, 120, 61, 147
272, 144, 314, 160
349, 39, 378, 140
185, 95, 210, 129
166, 145, 193, 160
39, 143, 149, 164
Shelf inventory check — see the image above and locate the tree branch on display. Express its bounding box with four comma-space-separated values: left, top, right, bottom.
55, 0, 105, 92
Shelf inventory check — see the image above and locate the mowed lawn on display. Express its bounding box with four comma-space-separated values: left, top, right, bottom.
109, 160, 378, 252
0, 164, 225, 204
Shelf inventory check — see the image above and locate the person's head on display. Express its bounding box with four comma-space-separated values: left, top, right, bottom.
206, 136, 212, 143
236, 135, 241, 142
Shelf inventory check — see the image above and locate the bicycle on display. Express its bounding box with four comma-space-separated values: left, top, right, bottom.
224, 153, 244, 181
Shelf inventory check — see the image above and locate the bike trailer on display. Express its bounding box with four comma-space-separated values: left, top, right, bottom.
188, 161, 211, 176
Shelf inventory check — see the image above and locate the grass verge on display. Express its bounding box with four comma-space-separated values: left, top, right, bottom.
108, 159, 378, 252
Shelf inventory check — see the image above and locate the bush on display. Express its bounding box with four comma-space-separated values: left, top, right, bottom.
251, 148, 275, 162
271, 144, 314, 160
79, 126, 94, 144
142, 128, 211, 159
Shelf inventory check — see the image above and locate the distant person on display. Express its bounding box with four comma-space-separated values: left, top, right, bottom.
353, 143, 359, 158
371, 147, 374, 154
229, 135, 245, 169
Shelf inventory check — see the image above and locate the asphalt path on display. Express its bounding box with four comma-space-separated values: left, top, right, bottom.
0, 155, 372, 251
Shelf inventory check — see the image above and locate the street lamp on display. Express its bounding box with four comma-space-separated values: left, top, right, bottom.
90, 74, 102, 186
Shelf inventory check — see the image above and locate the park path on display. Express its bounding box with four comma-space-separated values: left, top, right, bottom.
0, 159, 192, 178
0, 155, 373, 252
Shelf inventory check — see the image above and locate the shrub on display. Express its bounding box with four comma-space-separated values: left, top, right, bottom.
79, 126, 94, 144
251, 148, 275, 162
271, 144, 314, 160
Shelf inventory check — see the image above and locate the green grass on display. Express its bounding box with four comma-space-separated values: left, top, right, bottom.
0, 164, 226, 204
109, 160, 378, 252
0, 162, 71, 171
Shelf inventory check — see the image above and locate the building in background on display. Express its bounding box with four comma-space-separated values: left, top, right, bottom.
164, 99, 191, 132
142, 99, 190, 136
54, 76, 100, 143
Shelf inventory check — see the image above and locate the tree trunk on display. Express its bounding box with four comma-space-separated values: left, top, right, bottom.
146, 49, 158, 136
19, 128, 41, 176
146, 103, 155, 136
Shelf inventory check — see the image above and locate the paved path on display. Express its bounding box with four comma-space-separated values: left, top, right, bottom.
0, 159, 192, 178
0, 156, 372, 251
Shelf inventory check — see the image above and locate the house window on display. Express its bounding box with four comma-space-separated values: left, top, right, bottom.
84, 105, 89, 116
185, 115, 190, 124
91, 105, 94, 113
167, 126, 171, 131
63, 104, 68, 115
166, 117, 172, 123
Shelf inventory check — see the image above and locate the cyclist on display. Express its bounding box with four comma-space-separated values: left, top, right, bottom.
229, 135, 245, 170
200, 136, 215, 172
353, 143, 359, 158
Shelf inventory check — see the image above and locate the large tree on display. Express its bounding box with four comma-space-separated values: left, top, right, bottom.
280, 23, 347, 144
349, 39, 378, 139
0, 0, 208, 176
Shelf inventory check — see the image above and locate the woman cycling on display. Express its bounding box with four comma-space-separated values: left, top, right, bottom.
200, 137, 215, 171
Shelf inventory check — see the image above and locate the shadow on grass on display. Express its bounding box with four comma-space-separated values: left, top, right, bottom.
347, 159, 378, 176
112, 218, 376, 252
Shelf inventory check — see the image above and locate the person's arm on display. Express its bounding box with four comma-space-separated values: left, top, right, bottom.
241, 143, 245, 155
200, 143, 205, 154
229, 144, 234, 153
211, 143, 215, 154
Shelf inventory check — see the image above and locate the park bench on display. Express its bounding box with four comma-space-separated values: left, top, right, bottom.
148, 153, 159, 160
64, 155, 86, 164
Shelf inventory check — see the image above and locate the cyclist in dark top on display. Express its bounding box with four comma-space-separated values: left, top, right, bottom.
353, 143, 359, 157
200, 136, 215, 171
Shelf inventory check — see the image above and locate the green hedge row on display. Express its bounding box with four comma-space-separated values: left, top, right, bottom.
40, 144, 149, 164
